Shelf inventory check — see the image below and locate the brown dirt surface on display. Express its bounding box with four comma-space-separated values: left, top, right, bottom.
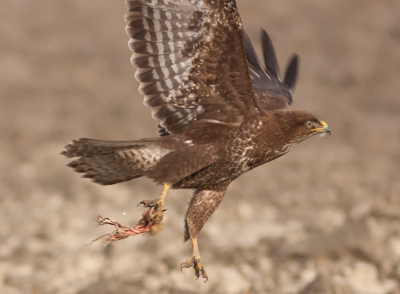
1, 0, 400, 293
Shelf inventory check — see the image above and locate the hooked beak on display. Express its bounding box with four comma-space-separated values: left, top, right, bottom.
312, 121, 331, 135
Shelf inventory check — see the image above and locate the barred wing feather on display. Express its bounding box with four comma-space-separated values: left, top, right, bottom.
125, 0, 259, 134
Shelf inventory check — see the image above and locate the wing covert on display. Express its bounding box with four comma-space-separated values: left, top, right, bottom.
125, 0, 259, 134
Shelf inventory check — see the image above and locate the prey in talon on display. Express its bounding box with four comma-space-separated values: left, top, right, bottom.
93, 207, 166, 245
93, 184, 170, 244
61, 0, 330, 282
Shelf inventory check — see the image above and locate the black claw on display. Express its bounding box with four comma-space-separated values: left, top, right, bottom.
180, 259, 193, 273
201, 267, 208, 283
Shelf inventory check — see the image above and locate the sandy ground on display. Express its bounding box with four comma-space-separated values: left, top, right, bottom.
1, 0, 400, 293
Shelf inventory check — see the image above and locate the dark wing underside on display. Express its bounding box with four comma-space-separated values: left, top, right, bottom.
125, 0, 259, 135
243, 29, 299, 111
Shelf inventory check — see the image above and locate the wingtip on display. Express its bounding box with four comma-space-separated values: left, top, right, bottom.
243, 29, 264, 73
284, 54, 299, 93
261, 27, 281, 80
60, 139, 79, 157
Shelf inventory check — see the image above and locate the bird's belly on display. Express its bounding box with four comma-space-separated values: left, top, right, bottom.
171, 145, 290, 190
172, 160, 249, 190
172, 148, 254, 190
172, 118, 268, 190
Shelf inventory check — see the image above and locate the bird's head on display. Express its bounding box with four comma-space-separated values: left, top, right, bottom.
274, 110, 331, 143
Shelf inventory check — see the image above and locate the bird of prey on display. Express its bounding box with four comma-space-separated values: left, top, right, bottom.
62, 0, 330, 282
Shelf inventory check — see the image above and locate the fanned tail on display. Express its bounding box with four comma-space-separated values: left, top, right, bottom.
61, 138, 171, 185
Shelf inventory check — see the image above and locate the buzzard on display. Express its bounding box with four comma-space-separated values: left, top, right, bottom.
62, 0, 330, 282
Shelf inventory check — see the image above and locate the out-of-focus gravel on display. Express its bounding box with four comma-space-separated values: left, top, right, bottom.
1, 1, 400, 293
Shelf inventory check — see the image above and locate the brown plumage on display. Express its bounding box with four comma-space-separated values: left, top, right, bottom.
62, 0, 330, 282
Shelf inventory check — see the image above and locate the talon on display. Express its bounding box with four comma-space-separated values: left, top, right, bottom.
138, 199, 156, 208
138, 197, 165, 210
202, 269, 208, 283
181, 256, 208, 282
180, 256, 194, 272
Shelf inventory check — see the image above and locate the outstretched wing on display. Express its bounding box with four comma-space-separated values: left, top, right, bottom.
125, 0, 259, 135
243, 28, 299, 110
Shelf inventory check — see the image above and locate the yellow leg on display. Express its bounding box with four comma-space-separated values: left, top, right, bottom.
150, 183, 170, 235
153, 183, 170, 214
192, 237, 200, 257
158, 183, 170, 206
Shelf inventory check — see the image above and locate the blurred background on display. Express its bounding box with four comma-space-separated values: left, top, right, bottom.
1, 0, 400, 293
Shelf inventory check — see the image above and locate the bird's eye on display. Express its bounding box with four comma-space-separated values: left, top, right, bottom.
305, 120, 313, 128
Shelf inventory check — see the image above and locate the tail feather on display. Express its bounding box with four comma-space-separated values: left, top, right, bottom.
61, 138, 171, 185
